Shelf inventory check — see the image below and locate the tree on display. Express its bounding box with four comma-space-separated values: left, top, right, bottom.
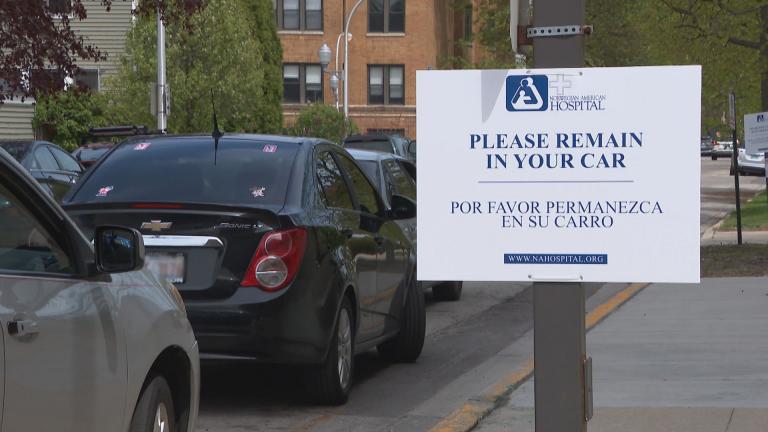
106, 0, 282, 134
238, 0, 284, 134
660, 1, 768, 110
288, 104, 358, 144
0, 0, 203, 103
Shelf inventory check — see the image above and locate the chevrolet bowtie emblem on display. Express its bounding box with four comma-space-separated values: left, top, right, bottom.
141, 220, 173, 232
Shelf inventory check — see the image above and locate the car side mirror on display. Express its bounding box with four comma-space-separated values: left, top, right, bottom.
94, 226, 145, 273
407, 140, 416, 159
390, 194, 416, 220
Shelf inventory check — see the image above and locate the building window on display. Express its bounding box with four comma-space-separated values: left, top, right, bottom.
274, 0, 323, 31
368, 128, 405, 136
75, 69, 100, 92
369, 0, 404, 33
368, 65, 404, 105
48, 0, 72, 15
283, 64, 323, 104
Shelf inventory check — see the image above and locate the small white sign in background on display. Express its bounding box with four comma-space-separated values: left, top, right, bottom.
744, 111, 768, 155
416, 66, 701, 283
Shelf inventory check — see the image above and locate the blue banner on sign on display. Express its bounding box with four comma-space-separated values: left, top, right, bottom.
504, 254, 608, 265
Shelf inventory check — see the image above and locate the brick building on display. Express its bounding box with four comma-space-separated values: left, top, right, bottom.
276, 0, 479, 139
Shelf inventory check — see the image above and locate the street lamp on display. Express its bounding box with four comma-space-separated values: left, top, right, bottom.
317, 42, 343, 111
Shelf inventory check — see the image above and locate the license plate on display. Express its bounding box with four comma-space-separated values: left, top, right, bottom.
145, 252, 186, 284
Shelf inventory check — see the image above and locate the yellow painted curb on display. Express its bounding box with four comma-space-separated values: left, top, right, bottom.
428, 282, 650, 432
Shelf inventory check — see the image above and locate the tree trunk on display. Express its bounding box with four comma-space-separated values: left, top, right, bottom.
760, 6, 768, 111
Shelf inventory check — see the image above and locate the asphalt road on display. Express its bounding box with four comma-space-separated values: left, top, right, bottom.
700, 158, 765, 234
195, 283, 612, 432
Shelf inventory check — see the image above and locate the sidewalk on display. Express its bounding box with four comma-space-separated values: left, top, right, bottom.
473, 278, 768, 432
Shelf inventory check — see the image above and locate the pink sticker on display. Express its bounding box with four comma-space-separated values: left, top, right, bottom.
250, 187, 266, 198
96, 186, 114, 197
133, 142, 151, 151
263, 144, 277, 153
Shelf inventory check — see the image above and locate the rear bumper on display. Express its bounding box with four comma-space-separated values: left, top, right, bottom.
738, 163, 766, 175
183, 282, 340, 365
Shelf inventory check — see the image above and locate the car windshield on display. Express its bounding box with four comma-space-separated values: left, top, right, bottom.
344, 139, 394, 154
356, 160, 380, 186
0, 141, 31, 162
68, 137, 299, 207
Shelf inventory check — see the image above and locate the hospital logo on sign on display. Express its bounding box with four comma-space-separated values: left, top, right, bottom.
506, 75, 549, 112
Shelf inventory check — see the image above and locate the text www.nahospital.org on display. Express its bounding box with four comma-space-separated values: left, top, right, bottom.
504, 253, 608, 264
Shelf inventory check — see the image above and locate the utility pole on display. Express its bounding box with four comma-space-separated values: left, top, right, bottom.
531, 1, 589, 432
156, 9, 168, 133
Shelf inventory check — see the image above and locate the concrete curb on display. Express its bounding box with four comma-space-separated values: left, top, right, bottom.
428, 282, 650, 432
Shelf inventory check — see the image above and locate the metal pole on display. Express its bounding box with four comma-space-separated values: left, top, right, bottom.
156, 9, 167, 132
336, 32, 344, 112
532, 1, 588, 432
343, 0, 365, 120
728, 92, 742, 244
764, 151, 768, 205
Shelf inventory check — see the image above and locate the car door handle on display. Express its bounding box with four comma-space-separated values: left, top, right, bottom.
8, 319, 39, 337
341, 228, 354, 239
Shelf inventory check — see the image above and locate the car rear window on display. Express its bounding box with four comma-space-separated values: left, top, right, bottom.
356, 160, 380, 186
0, 141, 30, 162
343, 139, 394, 154
68, 137, 299, 207
76, 147, 111, 161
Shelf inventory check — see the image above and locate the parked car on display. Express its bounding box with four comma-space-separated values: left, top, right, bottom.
72, 141, 117, 168
349, 149, 463, 301
700, 139, 713, 156
736, 148, 766, 176
343, 133, 416, 161
72, 125, 151, 169
0, 139, 83, 201
711, 140, 734, 159
62, 134, 425, 405
0, 147, 199, 432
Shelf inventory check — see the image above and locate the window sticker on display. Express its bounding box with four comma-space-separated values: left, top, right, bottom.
263, 144, 277, 153
96, 186, 114, 197
133, 142, 151, 151
250, 186, 266, 198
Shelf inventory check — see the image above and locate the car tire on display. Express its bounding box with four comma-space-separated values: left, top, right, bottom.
311, 297, 354, 405
377, 275, 425, 362
129, 375, 176, 432
432, 281, 463, 302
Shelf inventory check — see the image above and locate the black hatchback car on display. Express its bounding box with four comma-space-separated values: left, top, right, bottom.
0, 140, 83, 201
63, 134, 424, 404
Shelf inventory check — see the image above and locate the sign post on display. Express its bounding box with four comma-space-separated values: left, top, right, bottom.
417, 67, 701, 432
729, 93, 743, 244
530, 1, 588, 431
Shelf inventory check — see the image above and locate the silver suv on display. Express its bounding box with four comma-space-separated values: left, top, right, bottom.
0, 148, 199, 431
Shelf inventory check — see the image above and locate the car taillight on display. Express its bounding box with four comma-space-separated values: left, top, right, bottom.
241, 228, 307, 292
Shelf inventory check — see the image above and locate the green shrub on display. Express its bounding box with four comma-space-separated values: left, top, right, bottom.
288, 104, 358, 144
33, 91, 107, 150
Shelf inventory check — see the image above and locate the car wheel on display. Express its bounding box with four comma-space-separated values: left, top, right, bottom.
129, 375, 176, 432
432, 281, 463, 302
312, 297, 354, 405
377, 275, 425, 362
